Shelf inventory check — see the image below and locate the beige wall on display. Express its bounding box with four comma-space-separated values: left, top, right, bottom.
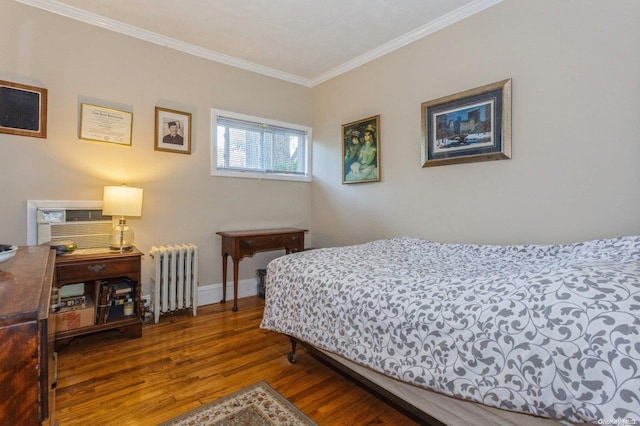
311, 0, 640, 247
3, 0, 640, 298
0, 0, 312, 295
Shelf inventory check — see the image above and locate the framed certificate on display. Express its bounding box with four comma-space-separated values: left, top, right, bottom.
80, 103, 133, 146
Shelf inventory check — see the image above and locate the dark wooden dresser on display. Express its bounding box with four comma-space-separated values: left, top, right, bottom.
0, 246, 56, 425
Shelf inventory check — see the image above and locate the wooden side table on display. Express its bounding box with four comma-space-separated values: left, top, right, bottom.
54, 247, 143, 347
217, 228, 307, 311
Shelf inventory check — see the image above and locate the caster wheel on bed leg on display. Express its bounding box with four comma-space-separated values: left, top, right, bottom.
288, 352, 297, 363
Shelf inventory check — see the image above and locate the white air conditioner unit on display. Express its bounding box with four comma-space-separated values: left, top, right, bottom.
37, 208, 113, 249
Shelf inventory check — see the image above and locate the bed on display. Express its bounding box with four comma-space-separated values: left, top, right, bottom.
260, 236, 640, 425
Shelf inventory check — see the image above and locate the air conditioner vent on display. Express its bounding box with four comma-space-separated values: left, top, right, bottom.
50, 222, 113, 249
37, 207, 114, 248
65, 209, 111, 222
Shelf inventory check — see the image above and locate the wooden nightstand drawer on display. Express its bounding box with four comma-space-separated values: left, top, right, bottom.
56, 257, 138, 283
239, 234, 303, 252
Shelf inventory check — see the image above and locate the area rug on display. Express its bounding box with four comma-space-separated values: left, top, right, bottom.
159, 381, 317, 426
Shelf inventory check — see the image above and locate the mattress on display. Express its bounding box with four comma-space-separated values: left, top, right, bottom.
260, 236, 640, 424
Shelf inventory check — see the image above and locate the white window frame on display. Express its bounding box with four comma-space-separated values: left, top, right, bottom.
211, 109, 312, 182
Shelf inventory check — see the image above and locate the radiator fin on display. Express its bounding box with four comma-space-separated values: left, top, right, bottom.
150, 244, 198, 323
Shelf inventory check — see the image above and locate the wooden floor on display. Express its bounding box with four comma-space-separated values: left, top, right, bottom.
55, 296, 420, 425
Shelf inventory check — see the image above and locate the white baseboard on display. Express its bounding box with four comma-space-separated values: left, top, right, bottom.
197, 278, 259, 306
143, 278, 259, 313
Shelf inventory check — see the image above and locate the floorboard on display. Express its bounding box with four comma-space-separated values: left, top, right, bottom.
55, 296, 420, 425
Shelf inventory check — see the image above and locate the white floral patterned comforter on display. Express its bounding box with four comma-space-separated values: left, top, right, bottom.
260, 237, 640, 424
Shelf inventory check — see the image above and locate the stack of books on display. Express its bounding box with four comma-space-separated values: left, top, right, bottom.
59, 293, 88, 310
58, 282, 87, 311
96, 277, 134, 324
110, 281, 134, 308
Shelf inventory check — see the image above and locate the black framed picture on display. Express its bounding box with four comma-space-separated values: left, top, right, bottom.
0, 80, 47, 138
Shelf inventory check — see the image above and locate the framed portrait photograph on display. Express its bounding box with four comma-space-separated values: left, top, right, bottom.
342, 115, 380, 184
155, 107, 191, 154
421, 79, 511, 167
80, 103, 133, 146
0, 80, 47, 138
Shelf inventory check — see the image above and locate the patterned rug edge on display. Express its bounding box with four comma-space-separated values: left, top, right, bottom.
158, 381, 317, 426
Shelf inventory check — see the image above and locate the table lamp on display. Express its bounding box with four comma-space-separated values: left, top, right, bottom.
102, 184, 143, 252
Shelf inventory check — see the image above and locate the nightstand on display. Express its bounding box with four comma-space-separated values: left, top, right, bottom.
54, 247, 143, 347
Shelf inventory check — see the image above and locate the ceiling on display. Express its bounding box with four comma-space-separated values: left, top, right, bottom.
17, 0, 502, 87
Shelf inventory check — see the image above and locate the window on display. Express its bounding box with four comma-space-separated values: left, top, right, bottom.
211, 109, 312, 182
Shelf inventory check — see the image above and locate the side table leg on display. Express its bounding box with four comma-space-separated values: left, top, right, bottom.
221, 253, 228, 304
232, 258, 240, 312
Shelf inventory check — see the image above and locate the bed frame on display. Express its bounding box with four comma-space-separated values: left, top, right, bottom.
287, 337, 564, 426
288, 337, 443, 425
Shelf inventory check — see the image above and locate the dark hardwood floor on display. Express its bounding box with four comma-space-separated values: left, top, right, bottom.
55, 296, 420, 425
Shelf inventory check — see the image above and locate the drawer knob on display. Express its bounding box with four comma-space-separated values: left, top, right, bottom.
88, 264, 106, 273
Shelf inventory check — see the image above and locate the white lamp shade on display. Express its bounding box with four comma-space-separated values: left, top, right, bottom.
102, 185, 143, 217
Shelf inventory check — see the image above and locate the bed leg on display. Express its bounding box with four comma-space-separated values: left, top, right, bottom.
288, 338, 297, 363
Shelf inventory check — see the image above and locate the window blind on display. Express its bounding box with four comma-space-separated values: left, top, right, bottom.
216, 115, 307, 176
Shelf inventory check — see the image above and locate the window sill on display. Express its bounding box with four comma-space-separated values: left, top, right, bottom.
211, 169, 311, 182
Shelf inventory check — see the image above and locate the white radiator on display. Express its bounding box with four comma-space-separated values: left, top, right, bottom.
150, 244, 198, 323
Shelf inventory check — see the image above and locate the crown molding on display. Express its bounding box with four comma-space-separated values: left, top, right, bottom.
16, 0, 502, 88
15, 0, 313, 86
310, 0, 503, 86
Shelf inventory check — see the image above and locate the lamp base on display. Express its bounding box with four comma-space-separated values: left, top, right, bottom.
109, 245, 134, 252
109, 218, 135, 253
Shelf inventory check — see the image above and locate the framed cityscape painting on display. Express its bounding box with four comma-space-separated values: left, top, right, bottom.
421, 79, 511, 167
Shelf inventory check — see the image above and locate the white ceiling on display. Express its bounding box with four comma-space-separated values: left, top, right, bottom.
17, 0, 502, 87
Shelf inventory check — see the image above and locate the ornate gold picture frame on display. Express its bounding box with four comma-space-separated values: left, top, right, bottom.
421, 79, 511, 167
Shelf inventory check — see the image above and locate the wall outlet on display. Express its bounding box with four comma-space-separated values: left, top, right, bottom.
142, 295, 151, 308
